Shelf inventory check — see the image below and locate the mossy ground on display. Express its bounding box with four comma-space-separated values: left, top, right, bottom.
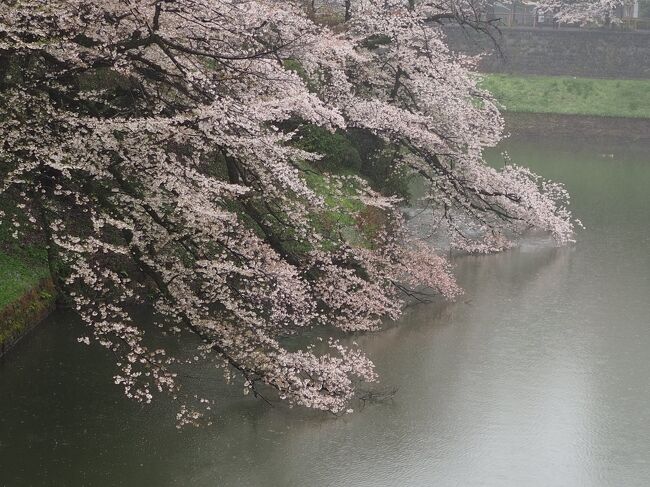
0, 251, 49, 310
0, 198, 52, 349
0, 250, 52, 350
481, 74, 650, 119
0, 278, 55, 348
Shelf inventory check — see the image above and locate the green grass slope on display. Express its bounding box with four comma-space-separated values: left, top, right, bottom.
481, 74, 650, 119
0, 251, 49, 310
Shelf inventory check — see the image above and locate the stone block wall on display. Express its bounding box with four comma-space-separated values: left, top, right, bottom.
444, 26, 650, 79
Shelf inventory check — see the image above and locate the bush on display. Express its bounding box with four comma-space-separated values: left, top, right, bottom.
295, 124, 363, 172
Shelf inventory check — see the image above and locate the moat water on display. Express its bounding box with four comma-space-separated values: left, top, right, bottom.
1, 131, 649, 486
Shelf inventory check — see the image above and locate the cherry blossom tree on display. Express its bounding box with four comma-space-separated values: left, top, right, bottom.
0, 0, 599, 423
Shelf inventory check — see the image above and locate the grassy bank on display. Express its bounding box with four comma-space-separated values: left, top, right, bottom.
0, 197, 54, 351
481, 74, 650, 119
0, 250, 53, 351
0, 251, 49, 310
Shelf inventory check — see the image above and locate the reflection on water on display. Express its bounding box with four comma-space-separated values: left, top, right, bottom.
1, 134, 650, 486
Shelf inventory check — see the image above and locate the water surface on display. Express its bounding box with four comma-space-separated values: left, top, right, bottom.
1, 132, 649, 486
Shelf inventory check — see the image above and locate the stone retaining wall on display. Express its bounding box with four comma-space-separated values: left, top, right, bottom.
444, 26, 650, 79
503, 112, 650, 139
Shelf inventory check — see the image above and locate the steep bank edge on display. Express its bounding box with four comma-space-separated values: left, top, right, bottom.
503, 113, 650, 141
0, 278, 56, 357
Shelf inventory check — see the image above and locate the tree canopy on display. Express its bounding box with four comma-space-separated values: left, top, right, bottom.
0, 0, 606, 424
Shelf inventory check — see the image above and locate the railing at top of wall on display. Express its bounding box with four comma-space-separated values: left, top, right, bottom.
492, 12, 650, 30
